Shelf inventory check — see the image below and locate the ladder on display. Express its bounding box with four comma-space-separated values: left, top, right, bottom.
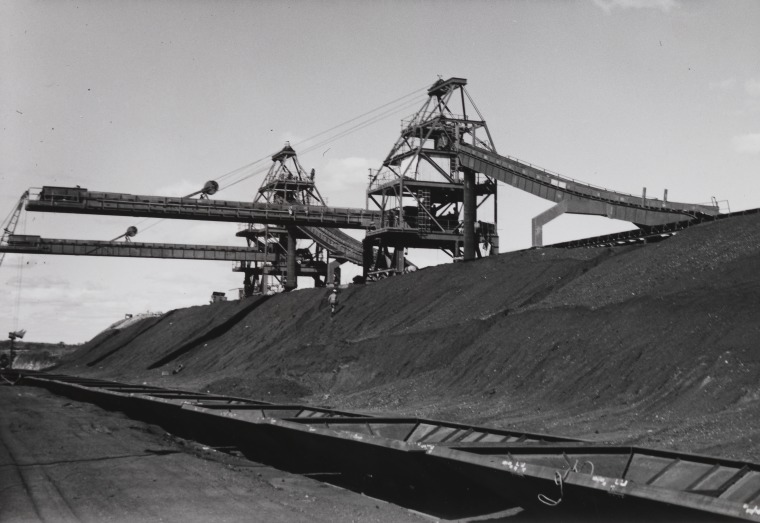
417, 189, 431, 232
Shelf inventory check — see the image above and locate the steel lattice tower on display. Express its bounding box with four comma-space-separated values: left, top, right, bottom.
235, 143, 331, 295
364, 77, 499, 278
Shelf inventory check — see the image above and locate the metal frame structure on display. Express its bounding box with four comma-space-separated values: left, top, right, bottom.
457, 144, 720, 246
0, 190, 29, 268
0, 234, 277, 262
235, 143, 339, 294
26, 187, 379, 228
365, 78, 498, 278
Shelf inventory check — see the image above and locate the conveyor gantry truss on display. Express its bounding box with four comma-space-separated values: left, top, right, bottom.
25, 187, 379, 229
0, 235, 277, 263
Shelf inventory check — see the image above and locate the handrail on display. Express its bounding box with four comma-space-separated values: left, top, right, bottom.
458, 144, 719, 215
459, 144, 633, 198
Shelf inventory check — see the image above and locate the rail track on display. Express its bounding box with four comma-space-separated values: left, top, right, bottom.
3, 369, 759, 521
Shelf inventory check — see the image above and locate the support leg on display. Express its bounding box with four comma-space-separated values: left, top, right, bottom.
285, 227, 297, 291
463, 169, 476, 260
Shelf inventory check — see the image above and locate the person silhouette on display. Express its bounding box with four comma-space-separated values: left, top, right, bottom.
327, 289, 339, 315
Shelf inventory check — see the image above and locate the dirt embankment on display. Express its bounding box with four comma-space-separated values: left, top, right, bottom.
55, 214, 760, 462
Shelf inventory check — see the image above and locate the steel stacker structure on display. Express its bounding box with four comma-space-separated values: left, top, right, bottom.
365, 78, 499, 278
234, 142, 365, 294
233, 142, 327, 296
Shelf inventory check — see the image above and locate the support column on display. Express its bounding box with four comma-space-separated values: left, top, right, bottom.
531, 200, 569, 247
285, 226, 297, 291
243, 270, 253, 297
394, 247, 405, 273
463, 169, 477, 261
327, 260, 341, 286
492, 177, 499, 255
362, 239, 373, 280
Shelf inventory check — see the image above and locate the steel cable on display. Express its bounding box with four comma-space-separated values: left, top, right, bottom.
121, 84, 430, 236
219, 93, 428, 192
12, 212, 27, 331
214, 83, 428, 185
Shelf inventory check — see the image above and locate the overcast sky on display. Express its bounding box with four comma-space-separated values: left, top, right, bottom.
2, 0, 758, 343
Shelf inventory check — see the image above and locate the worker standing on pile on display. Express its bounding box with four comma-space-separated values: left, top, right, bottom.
327, 289, 339, 315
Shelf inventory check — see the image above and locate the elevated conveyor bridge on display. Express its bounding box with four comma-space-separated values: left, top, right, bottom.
26, 187, 380, 230
0, 234, 277, 262
457, 143, 720, 246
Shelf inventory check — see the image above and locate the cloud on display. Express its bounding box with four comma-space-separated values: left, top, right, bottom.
3, 253, 241, 343
732, 133, 760, 154
319, 156, 379, 208
747, 99, 760, 113
593, 0, 680, 13
709, 78, 736, 91
745, 78, 760, 98
705, 76, 760, 113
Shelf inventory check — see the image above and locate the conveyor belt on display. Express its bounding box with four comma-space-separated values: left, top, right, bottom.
299, 225, 416, 270
458, 143, 720, 226
26, 186, 381, 230
0, 235, 278, 262
299, 225, 363, 264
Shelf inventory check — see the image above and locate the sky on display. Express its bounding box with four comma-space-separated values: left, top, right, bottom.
1, 0, 758, 343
